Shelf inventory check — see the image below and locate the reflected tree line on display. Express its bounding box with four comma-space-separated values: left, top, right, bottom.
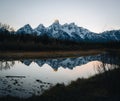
94, 54, 120, 73
0, 61, 15, 70
95, 62, 119, 73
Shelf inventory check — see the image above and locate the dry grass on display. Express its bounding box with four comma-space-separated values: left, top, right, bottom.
0, 48, 119, 60
0, 50, 104, 59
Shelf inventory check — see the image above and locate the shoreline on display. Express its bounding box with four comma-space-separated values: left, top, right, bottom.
0, 49, 119, 60
0, 50, 105, 60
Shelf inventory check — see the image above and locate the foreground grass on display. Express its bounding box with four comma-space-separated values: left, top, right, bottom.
35, 68, 120, 101
1, 67, 120, 101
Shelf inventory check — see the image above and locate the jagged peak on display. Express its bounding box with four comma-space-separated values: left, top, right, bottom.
51, 19, 61, 26
63, 23, 69, 26
36, 24, 45, 29
69, 22, 75, 25
62, 22, 77, 29
38, 24, 45, 27
48, 20, 61, 30
16, 24, 33, 34
23, 24, 32, 28
54, 19, 59, 24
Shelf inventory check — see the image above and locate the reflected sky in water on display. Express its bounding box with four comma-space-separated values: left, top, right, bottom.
0, 53, 119, 98
0, 61, 99, 84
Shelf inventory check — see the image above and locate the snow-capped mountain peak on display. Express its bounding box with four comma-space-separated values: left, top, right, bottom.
47, 20, 63, 38
36, 24, 45, 29
34, 24, 46, 35
53, 19, 60, 24
49, 20, 61, 29
16, 24, 33, 34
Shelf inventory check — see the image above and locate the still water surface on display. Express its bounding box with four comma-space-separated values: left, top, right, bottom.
0, 53, 119, 98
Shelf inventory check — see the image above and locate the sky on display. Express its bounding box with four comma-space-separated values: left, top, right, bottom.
0, 0, 120, 33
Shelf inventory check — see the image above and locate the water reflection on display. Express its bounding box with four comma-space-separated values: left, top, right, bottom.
0, 61, 15, 70
0, 53, 119, 98
0, 53, 119, 71
0, 76, 52, 98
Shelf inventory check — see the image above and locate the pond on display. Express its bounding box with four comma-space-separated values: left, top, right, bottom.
0, 53, 119, 98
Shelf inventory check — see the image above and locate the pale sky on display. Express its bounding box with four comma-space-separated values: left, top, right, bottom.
0, 0, 120, 32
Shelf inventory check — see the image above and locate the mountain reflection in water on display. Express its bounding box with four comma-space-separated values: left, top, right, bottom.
0, 53, 119, 71
0, 53, 119, 98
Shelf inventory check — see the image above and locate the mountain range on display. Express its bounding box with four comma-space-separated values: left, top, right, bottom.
0, 20, 120, 42
16, 20, 120, 42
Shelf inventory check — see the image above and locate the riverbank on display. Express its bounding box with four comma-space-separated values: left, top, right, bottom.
0, 50, 104, 59
38, 67, 120, 101
0, 49, 119, 60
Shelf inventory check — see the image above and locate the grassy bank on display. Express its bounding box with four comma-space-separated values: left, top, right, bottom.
38, 68, 120, 101
0, 49, 120, 60
0, 66, 120, 101
0, 49, 105, 60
